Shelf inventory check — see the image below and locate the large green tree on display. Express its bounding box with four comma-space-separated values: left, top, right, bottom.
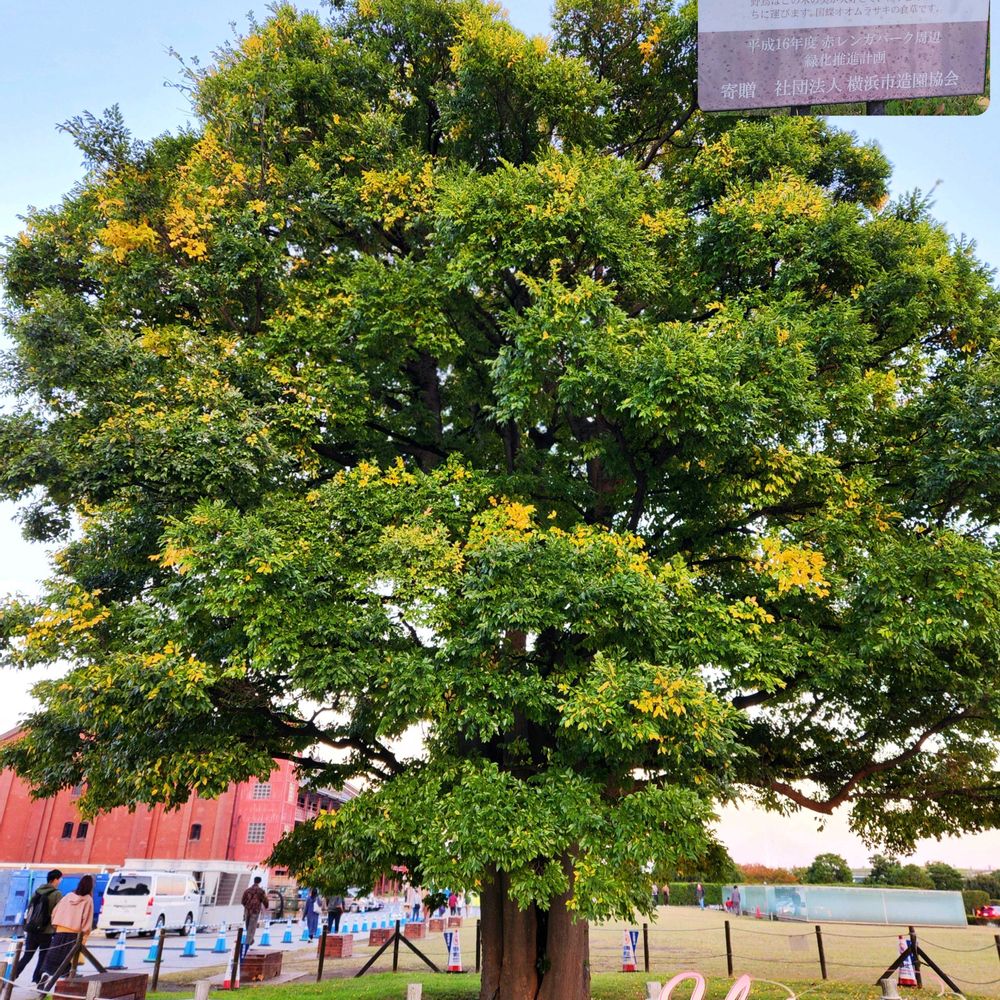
3, 3, 1000, 998
800, 853, 853, 885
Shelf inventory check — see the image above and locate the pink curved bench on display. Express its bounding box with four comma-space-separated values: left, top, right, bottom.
658, 972, 754, 1000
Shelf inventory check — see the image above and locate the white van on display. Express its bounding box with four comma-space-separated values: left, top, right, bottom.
98, 870, 201, 936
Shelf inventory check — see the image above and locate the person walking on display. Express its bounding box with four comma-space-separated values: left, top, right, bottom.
448, 891, 458, 916
14, 869, 62, 984
696, 882, 705, 909
731, 885, 741, 915
405, 884, 421, 921
304, 889, 320, 940
37, 875, 93, 994
240, 876, 268, 956
326, 894, 345, 934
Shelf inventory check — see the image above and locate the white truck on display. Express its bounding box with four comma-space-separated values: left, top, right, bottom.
97, 859, 267, 936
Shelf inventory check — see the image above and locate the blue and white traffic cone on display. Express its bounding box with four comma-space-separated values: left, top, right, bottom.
259, 920, 271, 947
360, 919, 368, 932
281, 919, 293, 944
213, 922, 228, 954
108, 930, 128, 969
180, 930, 198, 958
300, 922, 310, 942
1, 938, 16, 982
351, 922, 359, 934
142, 936, 159, 963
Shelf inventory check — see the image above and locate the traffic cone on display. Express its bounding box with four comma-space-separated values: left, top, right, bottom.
1, 938, 16, 981
142, 936, 159, 963
621, 930, 637, 972
300, 923, 310, 941
213, 922, 228, 953
351, 922, 359, 934
755, 905, 762, 920
222, 948, 236, 990
281, 919, 293, 944
108, 930, 129, 969
361, 919, 368, 932
180, 930, 198, 958
898, 936, 918, 988
444, 929, 462, 973
259, 920, 271, 947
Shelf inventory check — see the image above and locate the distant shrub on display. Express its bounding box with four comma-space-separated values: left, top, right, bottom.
963, 889, 989, 914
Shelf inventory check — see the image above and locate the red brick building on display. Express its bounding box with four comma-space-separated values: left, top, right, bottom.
0, 728, 354, 876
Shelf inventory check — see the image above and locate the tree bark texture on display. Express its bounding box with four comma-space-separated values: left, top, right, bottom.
479, 857, 590, 1000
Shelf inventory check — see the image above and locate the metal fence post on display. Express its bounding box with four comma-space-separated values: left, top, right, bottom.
475, 919, 481, 973
909, 925, 922, 988
724, 920, 734, 977
316, 927, 327, 982
642, 923, 650, 973
151, 927, 167, 991
392, 920, 401, 973
815, 925, 827, 980
2, 941, 23, 1000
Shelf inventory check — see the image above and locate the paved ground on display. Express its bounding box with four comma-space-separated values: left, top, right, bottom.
3, 914, 406, 987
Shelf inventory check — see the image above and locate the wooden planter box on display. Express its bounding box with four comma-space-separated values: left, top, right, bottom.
404, 921, 428, 940
368, 927, 394, 946
242, 950, 283, 981
447, 916, 463, 928
428, 917, 446, 932
55, 973, 148, 1000
321, 934, 354, 958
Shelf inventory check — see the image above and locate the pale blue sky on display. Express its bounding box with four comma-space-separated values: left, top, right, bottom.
1, 2, 997, 867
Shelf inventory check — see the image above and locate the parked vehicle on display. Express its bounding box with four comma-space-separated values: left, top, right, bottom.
97, 859, 266, 936
98, 870, 201, 936
345, 890, 382, 913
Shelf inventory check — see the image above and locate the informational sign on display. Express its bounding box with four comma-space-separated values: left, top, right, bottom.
699, 0, 990, 111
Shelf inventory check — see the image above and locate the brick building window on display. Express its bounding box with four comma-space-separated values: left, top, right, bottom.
246, 822, 266, 844
61, 822, 74, 839
189, 823, 202, 841
251, 783, 271, 800
76, 822, 89, 839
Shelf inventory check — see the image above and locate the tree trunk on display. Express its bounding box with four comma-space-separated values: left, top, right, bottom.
479, 857, 590, 1000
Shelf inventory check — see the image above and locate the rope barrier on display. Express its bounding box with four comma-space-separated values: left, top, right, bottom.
810, 929, 905, 939
919, 937, 998, 954
946, 972, 1000, 986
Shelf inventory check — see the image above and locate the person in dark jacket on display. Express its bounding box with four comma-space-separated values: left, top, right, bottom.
240, 876, 269, 956
326, 895, 345, 934
14, 869, 62, 983
38, 875, 93, 995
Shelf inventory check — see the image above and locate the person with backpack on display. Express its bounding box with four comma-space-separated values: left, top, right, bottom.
240, 876, 268, 957
37, 875, 93, 994
13, 869, 62, 984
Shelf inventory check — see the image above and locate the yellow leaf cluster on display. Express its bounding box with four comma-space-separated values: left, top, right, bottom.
754, 537, 830, 596
638, 25, 663, 64
98, 218, 159, 263
25, 589, 110, 644
359, 160, 434, 228
166, 130, 248, 260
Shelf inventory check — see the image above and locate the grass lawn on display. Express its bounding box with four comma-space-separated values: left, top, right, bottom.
146, 907, 1000, 998
148, 970, 971, 1000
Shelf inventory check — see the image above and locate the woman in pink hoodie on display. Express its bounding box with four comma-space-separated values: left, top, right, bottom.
38, 875, 94, 992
